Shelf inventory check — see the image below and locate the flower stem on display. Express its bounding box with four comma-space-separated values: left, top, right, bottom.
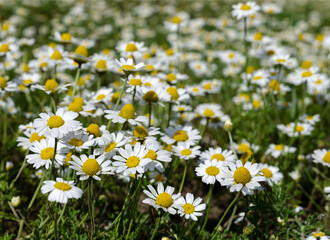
148, 103, 152, 127
27, 174, 46, 211
178, 160, 188, 193
150, 213, 163, 240
167, 102, 172, 127
54, 202, 58, 240
72, 67, 81, 98
227, 131, 238, 161
48, 138, 58, 180
197, 184, 214, 238
10, 150, 29, 189
88, 178, 95, 239
211, 191, 240, 237
201, 118, 209, 138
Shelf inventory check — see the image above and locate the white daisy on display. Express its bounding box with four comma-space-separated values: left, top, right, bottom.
149, 171, 167, 185
232, 2, 260, 20
32, 78, 70, 95
265, 144, 296, 159
60, 131, 93, 152
306, 232, 329, 240
112, 142, 151, 175
220, 161, 265, 195
105, 103, 148, 126
138, 86, 171, 106
200, 147, 236, 165
115, 57, 145, 73
161, 125, 201, 146
41, 178, 83, 204
17, 129, 46, 150
195, 159, 224, 185
70, 154, 112, 181
142, 183, 181, 214
299, 114, 321, 125
312, 149, 330, 168
177, 193, 206, 221
144, 142, 172, 172
33, 108, 81, 138
258, 164, 283, 186
172, 142, 201, 161
85, 124, 112, 146
94, 131, 129, 159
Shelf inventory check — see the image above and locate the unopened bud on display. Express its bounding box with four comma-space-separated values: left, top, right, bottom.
6, 161, 14, 171
11, 196, 21, 207
224, 119, 233, 131
298, 154, 305, 161
161, 238, 171, 240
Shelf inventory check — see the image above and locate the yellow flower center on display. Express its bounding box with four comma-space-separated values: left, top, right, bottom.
254, 32, 263, 41
203, 109, 214, 117
143, 90, 159, 103
40, 147, 55, 160
54, 182, 71, 191
233, 167, 251, 185
121, 65, 135, 71
119, 103, 135, 119
228, 53, 235, 58
240, 4, 251, 10
306, 116, 314, 120
111, 92, 120, 103
126, 43, 138, 52
269, 79, 280, 91
86, 123, 101, 137
238, 143, 250, 152
129, 78, 142, 86
0, 77, 7, 89
166, 73, 177, 82
69, 138, 83, 147
47, 116, 65, 128
167, 87, 179, 101
82, 158, 100, 176
65, 152, 72, 166
203, 83, 212, 90
181, 149, 192, 156
211, 154, 225, 161
0, 43, 10, 52
50, 50, 62, 60
126, 156, 140, 168
96, 59, 107, 70
206, 166, 220, 176
302, 71, 312, 78
166, 49, 174, 56
173, 130, 188, 142
182, 203, 195, 214
301, 60, 312, 69
61, 33, 72, 42
252, 76, 262, 80
133, 125, 149, 140
323, 151, 330, 164
155, 192, 173, 208
260, 168, 273, 178
68, 97, 84, 112
30, 133, 45, 143
276, 59, 286, 63
105, 142, 117, 152
275, 144, 283, 151
44, 79, 59, 92
96, 94, 106, 100
295, 125, 304, 132
171, 16, 182, 24
155, 174, 164, 182
252, 100, 261, 108
74, 46, 88, 57
316, 34, 324, 42
2, 23, 9, 31
23, 79, 33, 85
144, 149, 157, 160
313, 232, 325, 237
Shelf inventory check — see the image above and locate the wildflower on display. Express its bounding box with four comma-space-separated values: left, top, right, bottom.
94, 132, 128, 158
144, 142, 172, 172
41, 178, 83, 204
265, 144, 296, 159
11, 196, 21, 207
172, 142, 201, 161
177, 193, 206, 221
232, 2, 260, 20
200, 147, 235, 164
195, 159, 224, 184
258, 164, 283, 186
105, 103, 148, 126
162, 126, 201, 146
306, 232, 329, 240
115, 57, 145, 73
312, 149, 330, 168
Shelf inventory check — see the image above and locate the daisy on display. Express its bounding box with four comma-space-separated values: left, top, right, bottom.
115, 57, 145, 73
220, 161, 265, 195
105, 103, 148, 126
17, 129, 46, 150
164, 14, 188, 32
142, 183, 181, 214
161, 126, 201, 146
166, 86, 190, 103
33, 108, 81, 138
60, 131, 93, 152
195, 159, 224, 185
70, 154, 112, 181
33, 78, 70, 95
131, 126, 161, 143
112, 142, 151, 175
250, 69, 269, 87
149, 171, 167, 185
144, 142, 172, 172
278, 122, 314, 137
27, 138, 67, 169
54, 31, 75, 44
172, 142, 201, 161
232, 2, 260, 20
85, 124, 111, 146
200, 147, 236, 165
177, 193, 206, 221
41, 178, 83, 204
90, 88, 113, 104
116, 41, 147, 59
299, 114, 320, 125
312, 149, 330, 168
261, 3, 282, 14
94, 132, 128, 158
265, 144, 296, 159
69, 45, 89, 66
258, 164, 283, 186
306, 232, 329, 240
195, 103, 222, 119
138, 86, 171, 106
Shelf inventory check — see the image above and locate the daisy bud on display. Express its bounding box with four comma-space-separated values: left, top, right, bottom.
11, 196, 21, 207
297, 154, 305, 161
161, 238, 171, 240
224, 119, 233, 131
6, 161, 14, 170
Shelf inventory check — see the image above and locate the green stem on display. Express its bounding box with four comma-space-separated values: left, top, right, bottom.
148, 103, 152, 128
10, 150, 29, 189
211, 191, 240, 237
51, 96, 57, 113
27, 174, 46, 211
178, 160, 188, 193
72, 67, 81, 97
54, 203, 58, 240
197, 184, 214, 238
201, 118, 209, 138
88, 178, 94, 239
167, 102, 172, 128
150, 213, 163, 240
48, 138, 58, 180
3, 108, 7, 145
227, 131, 238, 161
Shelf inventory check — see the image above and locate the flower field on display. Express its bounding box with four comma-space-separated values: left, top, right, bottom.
1, 0, 330, 239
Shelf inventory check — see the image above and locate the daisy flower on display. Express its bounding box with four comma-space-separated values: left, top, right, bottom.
265, 144, 296, 159
306, 232, 329, 240
17, 129, 46, 150
33, 78, 70, 95
85, 124, 111, 146
33, 108, 81, 138
195, 103, 222, 119
131, 126, 161, 143
138, 86, 171, 106
60, 131, 93, 152
27, 138, 67, 169
161, 126, 201, 146
94, 131, 128, 158
116, 41, 147, 59
172, 142, 201, 161
312, 149, 330, 168
299, 114, 320, 125
41, 178, 83, 204
278, 122, 314, 137
105, 103, 148, 126
142, 183, 181, 214
54, 31, 75, 44
70, 154, 112, 181
115, 57, 145, 73
113, 142, 151, 175
177, 193, 206, 221
144, 142, 172, 172
258, 164, 283, 186
220, 160, 265, 195
69, 45, 89, 66
195, 159, 224, 185
232, 2, 260, 20
149, 171, 167, 185
200, 147, 236, 165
